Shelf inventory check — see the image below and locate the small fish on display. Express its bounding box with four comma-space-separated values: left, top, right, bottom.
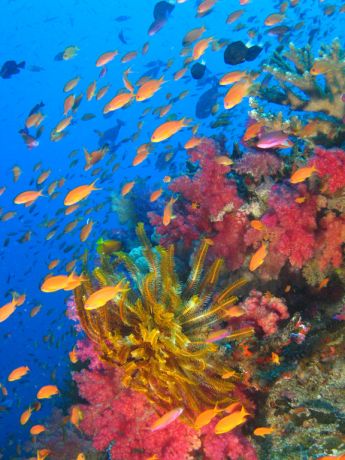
253, 426, 275, 436
70, 405, 83, 427
194, 404, 222, 430
257, 131, 291, 149
37, 384, 59, 399
80, 220, 94, 242
192, 37, 213, 60
30, 424, 46, 435
1, 60, 25, 78
151, 119, 190, 143
84, 281, 128, 310
162, 197, 176, 226
290, 165, 318, 184
224, 80, 250, 109
20, 407, 33, 425
63, 76, 80, 93
103, 92, 133, 113
150, 189, 163, 202
121, 181, 135, 196
249, 243, 268, 271
64, 180, 100, 206
63, 45, 79, 60
8, 366, 30, 382
14, 190, 43, 205
219, 70, 247, 85
214, 405, 249, 434
271, 352, 280, 365
264, 13, 285, 26
151, 407, 184, 431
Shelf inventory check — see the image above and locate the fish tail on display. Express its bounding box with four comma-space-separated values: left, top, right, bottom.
18, 61, 26, 69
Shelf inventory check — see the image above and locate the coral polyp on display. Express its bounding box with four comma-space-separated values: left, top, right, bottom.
74, 223, 248, 422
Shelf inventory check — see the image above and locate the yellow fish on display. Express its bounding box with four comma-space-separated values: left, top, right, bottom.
290, 165, 318, 184
249, 243, 268, 271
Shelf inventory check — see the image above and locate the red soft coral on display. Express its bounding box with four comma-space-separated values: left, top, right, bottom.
73, 365, 200, 460
310, 146, 345, 193
148, 139, 249, 270
201, 420, 258, 460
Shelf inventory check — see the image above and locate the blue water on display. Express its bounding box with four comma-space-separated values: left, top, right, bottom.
0, 0, 344, 457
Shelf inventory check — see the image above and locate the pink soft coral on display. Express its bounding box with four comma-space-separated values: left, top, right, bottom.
201, 419, 258, 460
234, 150, 282, 182
73, 338, 258, 460
234, 289, 289, 336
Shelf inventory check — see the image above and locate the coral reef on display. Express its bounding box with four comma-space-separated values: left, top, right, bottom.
250, 40, 345, 147
235, 290, 289, 336
256, 320, 345, 459
72, 338, 258, 460
149, 139, 250, 271
74, 222, 251, 422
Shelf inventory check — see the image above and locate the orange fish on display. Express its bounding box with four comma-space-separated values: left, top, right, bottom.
103, 91, 134, 113
20, 407, 33, 425
162, 197, 177, 226
226, 9, 245, 24
30, 304, 42, 318
163, 176, 171, 183
54, 116, 73, 134
271, 352, 280, 365
76, 454, 86, 460
123, 68, 134, 92
37, 449, 51, 460
14, 190, 43, 205
174, 67, 188, 81
250, 219, 265, 231
182, 26, 206, 45
37, 385, 59, 399
192, 37, 213, 60
150, 189, 163, 202
219, 70, 247, 85
136, 77, 165, 102
84, 146, 108, 171
310, 60, 330, 76
8, 366, 30, 382
96, 84, 111, 100
194, 404, 222, 430
197, 0, 217, 15
63, 94, 75, 115
30, 425, 46, 435
290, 165, 318, 184
37, 170, 51, 185
63, 76, 80, 93
64, 180, 100, 206
86, 81, 97, 101
26, 112, 45, 128
85, 281, 128, 310
225, 305, 245, 318
151, 119, 190, 143
221, 370, 238, 379
318, 277, 330, 289
264, 13, 285, 26
12, 166, 22, 182
253, 426, 275, 436
243, 121, 263, 141
214, 405, 249, 434
151, 407, 184, 431
96, 50, 118, 67
224, 80, 250, 109
70, 405, 83, 427
249, 243, 268, 271
41, 275, 69, 292
80, 220, 94, 242
69, 348, 78, 364
121, 50, 138, 63
184, 137, 202, 149
215, 156, 233, 166
121, 181, 135, 196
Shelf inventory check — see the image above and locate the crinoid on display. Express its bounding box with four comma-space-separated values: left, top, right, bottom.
74, 223, 250, 422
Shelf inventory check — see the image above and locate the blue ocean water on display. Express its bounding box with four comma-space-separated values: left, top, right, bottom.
0, 0, 344, 458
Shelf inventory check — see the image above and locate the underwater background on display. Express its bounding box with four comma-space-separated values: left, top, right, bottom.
0, 0, 344, 459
